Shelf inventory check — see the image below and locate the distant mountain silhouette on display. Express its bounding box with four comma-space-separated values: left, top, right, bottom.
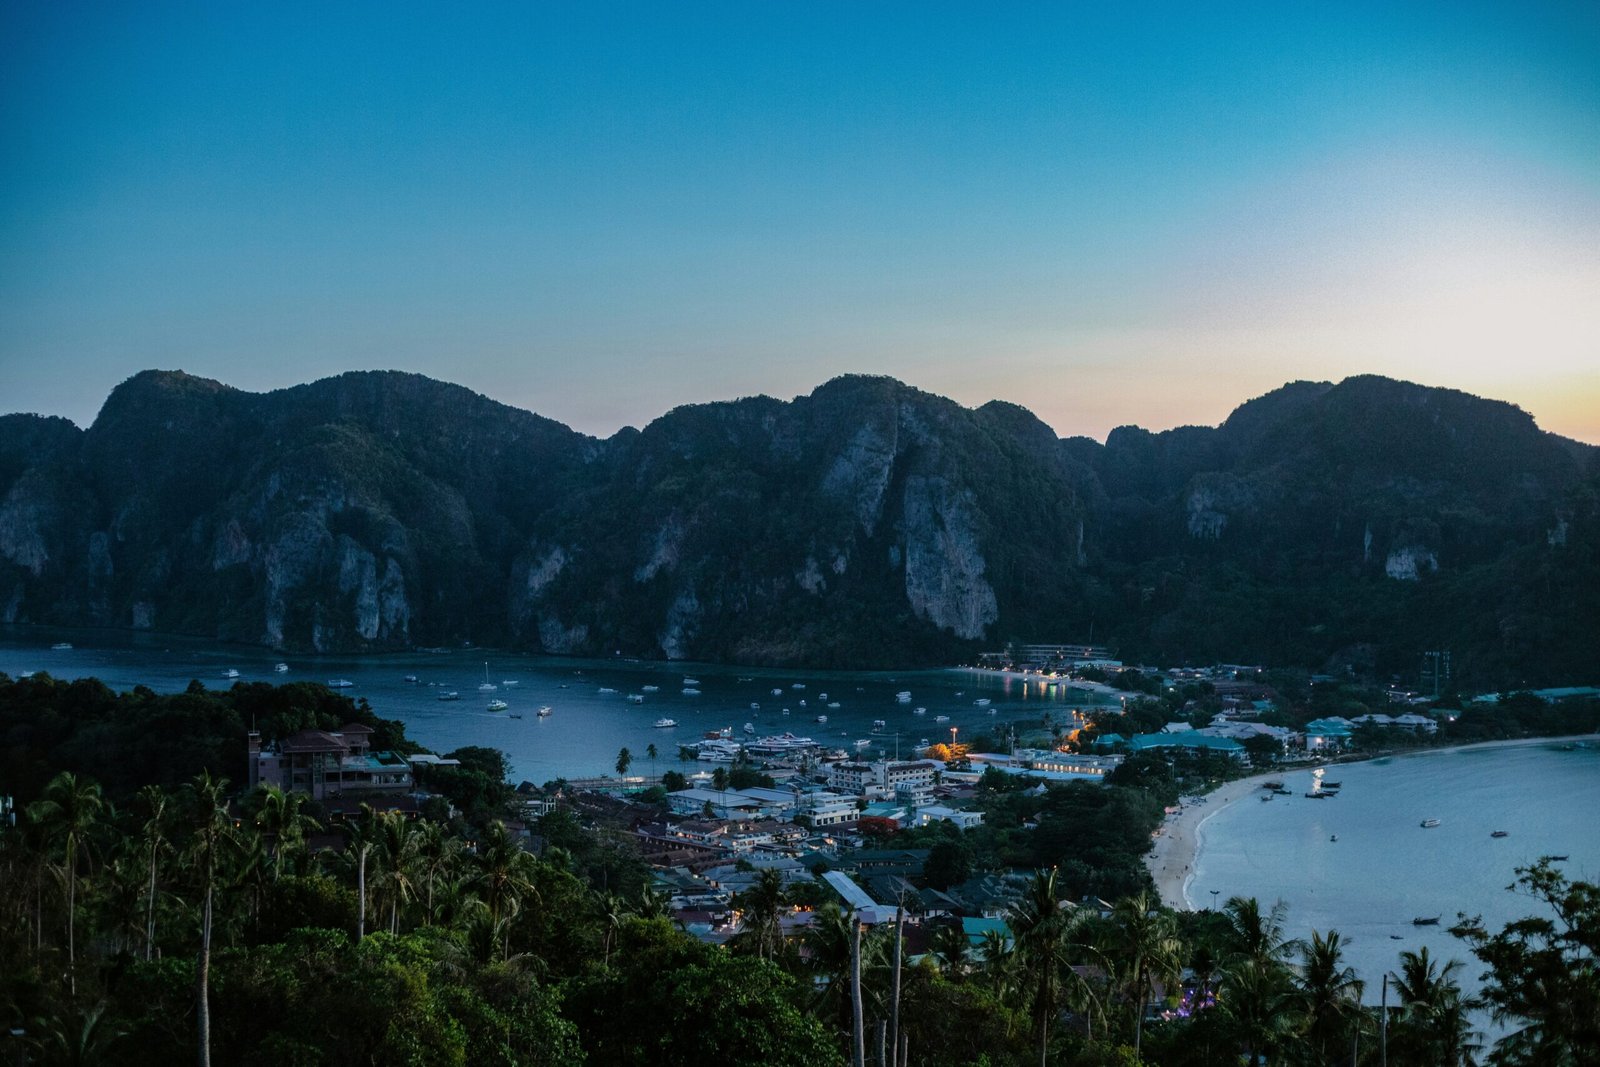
1, 369, 1594, 685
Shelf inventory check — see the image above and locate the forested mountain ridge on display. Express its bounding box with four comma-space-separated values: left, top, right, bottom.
1, 369, 1594, 685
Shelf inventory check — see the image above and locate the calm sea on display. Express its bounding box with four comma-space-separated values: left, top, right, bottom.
0, 629, 1114, 783
1189, 743, 1600, 1004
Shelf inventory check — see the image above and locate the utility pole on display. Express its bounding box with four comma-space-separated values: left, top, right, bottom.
1380, 973, 1388, 1067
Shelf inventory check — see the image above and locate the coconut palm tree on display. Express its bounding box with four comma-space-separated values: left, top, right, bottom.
1103, 891, 1182, 1056
473, 821, 541, 959
370, 811, 421, 935
27, 771, 105, 995
413, 819, 467, 926
930, 922, 971, 976
134, 785, 171, 960
732, 868, 787, 962
1222, 895, 1297, 970
181, 770, 232, 1067
251, 786, 320, 882
341, 805, 382, 941
1220, 956, 1301, 1066
1390, 947, 1483, 1066
1297, 929, 1364, 1065
1009, 869, 1099, 1067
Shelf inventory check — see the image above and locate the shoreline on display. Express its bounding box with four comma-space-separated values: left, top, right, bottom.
950, 665, 1142, 703
1146, 733, 1600, 910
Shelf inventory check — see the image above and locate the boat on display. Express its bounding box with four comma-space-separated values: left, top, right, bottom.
1260, 794, 1273, 802
508, 713, 522, 719
872, 719, 887, 730
974, 698, 991, 707
772, 688, 784, 696
816, 714, 828, 723
1420, 818, 1441, 828
51, 642, 73, 650
223, 668, 240, 679
683, 677, 701, 686
895, 691, 913, 703
1330, 834, 1338, 842
1550, 855, 1569, 862
628, 694, 645, 704
987, 708, 997, 715
918, 738, 929, 748
502, 680, 519, 687
642, 685, 661, 692
327, 679, 353, 688
853, 739, 870, 749
799, 699, 807, 706
913, 707, 927, 716
1412, 916, 1441, 926
1490, 830, 1509, 838
1322, 781, 1342, 789
537, 706, 552, 717
792, 683, 805, 689
436, 691, 460, 701
1262, 781, 1284, 790
683, 688, 701, 696
743, 722, 755, 735
652, 718, 678, 728
828, 701, 841, 708
275, 663, 291, 673
487, 699, 508, 712
819, 692, 828, 700
1390, 934, 1404, 940
935, 715, 950, 723
403, 674, 419, 683
478, 663, 497, 691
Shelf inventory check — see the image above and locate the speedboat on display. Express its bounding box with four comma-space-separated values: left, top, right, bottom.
743, 722, 755, 734
974, 698, 991, 707
683, 688, 701, 695
853, 739, 870, 749
1490, 830, 1509, 838
896, 691, 912, 703
502, 680, 519, 687
487, 699, 508, 712
791, 683, 805, 689
1420, 818, 1441, 828
436, 691, 460, 701
223, 669, 240, 679
1412, 916, 1441, 926
684, 677, 702, 686
934, 715, 950, 723
652, 718, 678, 729
750, 702, 761, 710
913, 707, 926, 716
772, 688, 784, 696
51, 642, 73, 650
275, 663, 290, 673
327, 679, 353, 688
628, 694, 645, 704
828, 701, 841, 708
642, 685, 661, 692
816, 714, 827, 723
536, 706, 552, 717
872, 719, 887, 730
598, 687, 617, 693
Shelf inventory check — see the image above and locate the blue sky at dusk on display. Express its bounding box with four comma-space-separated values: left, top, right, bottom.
2, 2, 1596, 441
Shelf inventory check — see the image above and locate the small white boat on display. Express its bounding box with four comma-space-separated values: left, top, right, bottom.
792, 683, 805, 689
684, 677, 701, 686
816, 714, 828, 723
487, 699, 508, 712
51, 642, 73, 650
935, 715, 950, 723
799, 699, 807, 706
896, 691, 912, 703
954, 691, 964, 697
223, 668, 240, 679
537, 706, 552, 717
744, 722, 755, 734
853, 739, 871, 749
828, 701, 841, 708
598, 687, 617, 694
653, 718, 678, 728
974, 698, 991, 707
403, 674, 419, 683
1421, 818, 1441, 829
819, 692, 828, 700
913, 707, 926, 716
872, 719, 886, 730
502, 680, 519, 687
683, 688, 701, 695
628, 694, 645, 704
274, 663, 290, 673
327, 679, 353, 688
642, 685, 661, 692
750, 702, 761, 710
771, 688, 784, 696
987, 708, 997, 715
437, 690, 460, 701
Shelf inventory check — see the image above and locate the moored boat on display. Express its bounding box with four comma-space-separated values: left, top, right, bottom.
1420, 818, 1441, 828
487, 699, 508, 712
1412, 916, 1441, 926
652, 718, 678, 728
536, 706, 552, 717
51, 642, 73, 650
223, 668, 240, 679
275, 663, 290, 673
327, 678, 353, 688
436, 690, 460, 701
1490, 830, 1508, 838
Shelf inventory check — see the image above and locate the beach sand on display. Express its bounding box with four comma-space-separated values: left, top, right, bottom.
1145, 734, 1600, 910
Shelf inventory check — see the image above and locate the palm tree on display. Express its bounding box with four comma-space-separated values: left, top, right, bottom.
615, 747, 632, 779
1008, 869, 1098, 1067
182, 770, 232, 1067
473, 821, 541, 959
28, 999, 125, 1067
341, 805, 382, 941
1298, 929, 1364, 1065
732, 868, 786, 962
646, 742, 658, 778
134, 785, 171, 960
1390, 947, 1482, 1066
27, 771, 105, 995
1103, 891, 1182, 1056
414, 819, 467, 925
1221, 956, 1300, 1066
1222, 895, 1297, 970
252, 786, 320, 882
930, 922, 971, 976
370, 811, 421, 935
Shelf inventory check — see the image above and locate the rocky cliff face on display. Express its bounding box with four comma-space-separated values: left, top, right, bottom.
1, 370, 1594, 683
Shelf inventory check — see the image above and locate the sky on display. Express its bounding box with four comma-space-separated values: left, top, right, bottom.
2, 1, 1597, 443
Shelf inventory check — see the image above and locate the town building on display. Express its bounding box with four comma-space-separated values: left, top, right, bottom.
248, 725, 413, 800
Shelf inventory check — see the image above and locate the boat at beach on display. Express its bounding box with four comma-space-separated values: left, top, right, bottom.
1420, 818, 1441, 828
1262, 781, 1284, 790
1412, 916, 1441, 926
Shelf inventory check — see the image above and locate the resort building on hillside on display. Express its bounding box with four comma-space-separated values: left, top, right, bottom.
248, 725, 414, 799
1351, 713, 1438, 734
1302, 717, 1356, 751
1127, 733, 1246, 758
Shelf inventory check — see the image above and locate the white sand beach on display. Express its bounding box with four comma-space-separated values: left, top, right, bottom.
1145, 734, 1600, 910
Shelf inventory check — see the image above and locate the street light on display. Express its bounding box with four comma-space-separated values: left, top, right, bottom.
1209, 890, 1220, 911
